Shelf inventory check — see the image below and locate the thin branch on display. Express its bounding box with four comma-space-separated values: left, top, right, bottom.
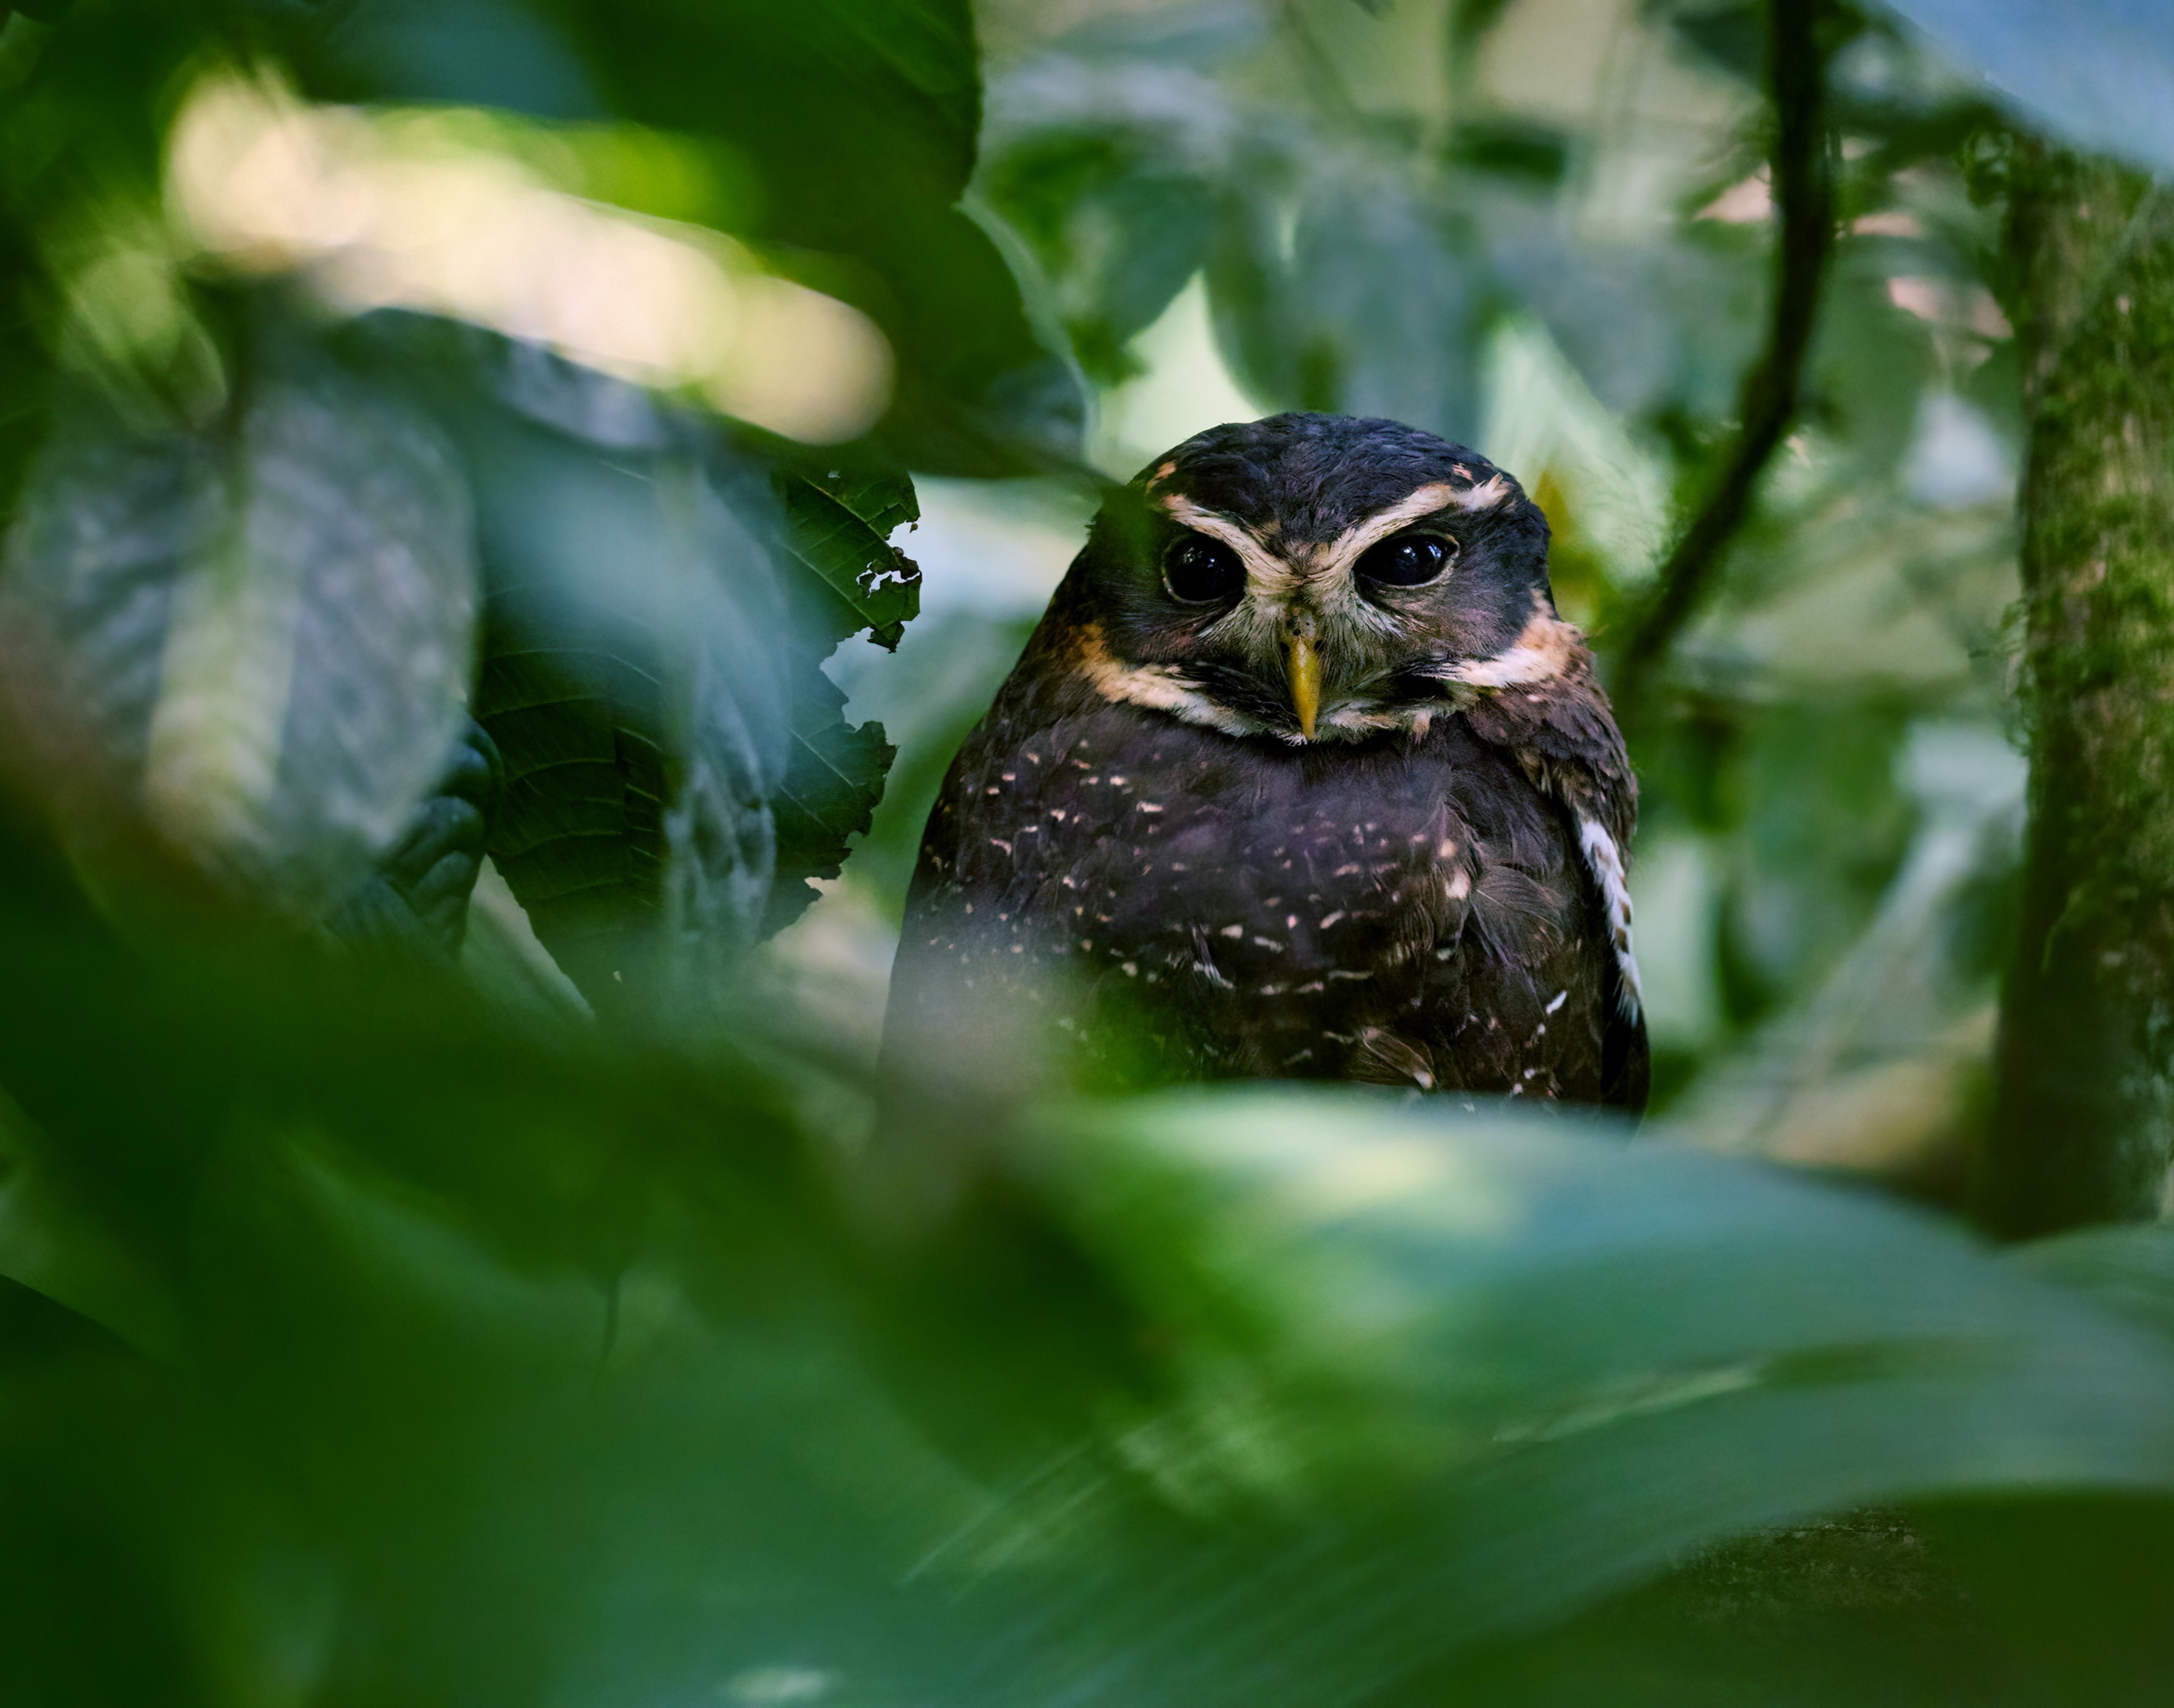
1610, 0, 1837, 727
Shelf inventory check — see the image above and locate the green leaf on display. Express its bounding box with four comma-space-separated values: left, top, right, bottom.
0, 334, 477, 915
996, 1091, 2174, 1682
1881, 0, 2174, 176
2013, 1224, 2174, 1339
765, 669, 897, 935
380, 333, 920, 998
758, 463, 917, 928
775, 471, 924, 651
460, 403, 792, 1007
979, 130, 1219, 385
289, 0, 1084, 471
811, 464, 922, 540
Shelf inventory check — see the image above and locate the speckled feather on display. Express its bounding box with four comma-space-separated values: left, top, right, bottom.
883, 414, 1648, 1110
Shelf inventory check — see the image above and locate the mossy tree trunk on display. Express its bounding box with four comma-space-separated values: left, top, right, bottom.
1979, 141, 2174, 1237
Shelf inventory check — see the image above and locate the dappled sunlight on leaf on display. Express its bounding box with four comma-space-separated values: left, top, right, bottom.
169, 70, 893, 444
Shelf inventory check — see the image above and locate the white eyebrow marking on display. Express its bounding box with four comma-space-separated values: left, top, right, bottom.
1313, 475, 1511, 576
1160, 494, 1296, 594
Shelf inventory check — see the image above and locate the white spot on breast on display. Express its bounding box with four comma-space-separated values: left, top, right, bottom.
989, 838, 1012, 854
1220, 924, 1245, 939
1138, 802, 1164, 813
1438, 839, 1459, 860
1544, 989, 1567, 1014
1319, 912, 1345, 928
1446, 868, 1472, 901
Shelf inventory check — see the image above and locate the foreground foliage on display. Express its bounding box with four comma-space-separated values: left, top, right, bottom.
7, 787, 2174, 1703
4, 1, 2174, 1704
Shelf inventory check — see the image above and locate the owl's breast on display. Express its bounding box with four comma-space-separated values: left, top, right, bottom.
891, 696, 1618, 1100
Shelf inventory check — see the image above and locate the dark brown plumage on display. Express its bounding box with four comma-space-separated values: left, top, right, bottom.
882, 413, 1647, 1111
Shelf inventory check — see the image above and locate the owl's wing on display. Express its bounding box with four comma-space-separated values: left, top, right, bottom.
1462, 654, 1649, 1114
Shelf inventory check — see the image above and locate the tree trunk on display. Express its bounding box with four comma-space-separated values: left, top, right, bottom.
1979, 141, 2174, 1237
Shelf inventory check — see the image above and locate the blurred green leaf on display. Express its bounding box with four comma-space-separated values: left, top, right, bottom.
455, 392, 791, 1006
301, 0, 1080, 471
1880, 0, 2174, 176
0, 326, 476, 913
981, 130, 1218, 384
1007, 1091, 2174, 1670
2013, 1224, 2174, 1339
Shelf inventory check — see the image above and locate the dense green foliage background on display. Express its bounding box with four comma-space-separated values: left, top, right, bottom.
2, 1, 2174, 1703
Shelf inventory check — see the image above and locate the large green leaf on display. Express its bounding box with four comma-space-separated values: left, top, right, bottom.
760, 463, 918, 930
364, 329, 916, 999
0, 335, 477, 914
450, 375, 791, 1008
980, 1092, 2174, 1689
282, 0, 1083, 472
765, 670, 899, 937
1881, 0, 2174, 176
774, 470, 922, 651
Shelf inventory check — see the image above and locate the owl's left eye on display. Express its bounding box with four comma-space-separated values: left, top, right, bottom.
1162, 534, 1246, 603
1356, 533, 1456, 587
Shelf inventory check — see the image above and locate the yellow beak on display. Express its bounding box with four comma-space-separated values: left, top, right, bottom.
1286, 632, 1321, 740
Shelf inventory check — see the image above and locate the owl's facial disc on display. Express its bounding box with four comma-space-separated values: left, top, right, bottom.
1069, 417, 1573, 747
1148, 480, 1515, 740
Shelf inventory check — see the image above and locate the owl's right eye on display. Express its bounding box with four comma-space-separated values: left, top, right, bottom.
1162, 535, 1246, 604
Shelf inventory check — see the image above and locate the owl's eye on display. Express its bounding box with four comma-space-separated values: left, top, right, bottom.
1162, 534, 1246, 604
1356, 532, 1456, 588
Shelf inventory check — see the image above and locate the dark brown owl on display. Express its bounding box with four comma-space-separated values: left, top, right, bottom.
881, 413, 1646, 1112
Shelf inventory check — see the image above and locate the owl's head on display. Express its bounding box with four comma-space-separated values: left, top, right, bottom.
1059, 413, 1576, 745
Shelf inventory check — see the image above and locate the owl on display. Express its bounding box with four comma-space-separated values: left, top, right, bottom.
881, 414, 1646, 1112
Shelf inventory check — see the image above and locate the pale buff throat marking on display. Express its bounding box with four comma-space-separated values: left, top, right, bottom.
1433, 595, 1583, 691
1074, 622, 1266, 739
